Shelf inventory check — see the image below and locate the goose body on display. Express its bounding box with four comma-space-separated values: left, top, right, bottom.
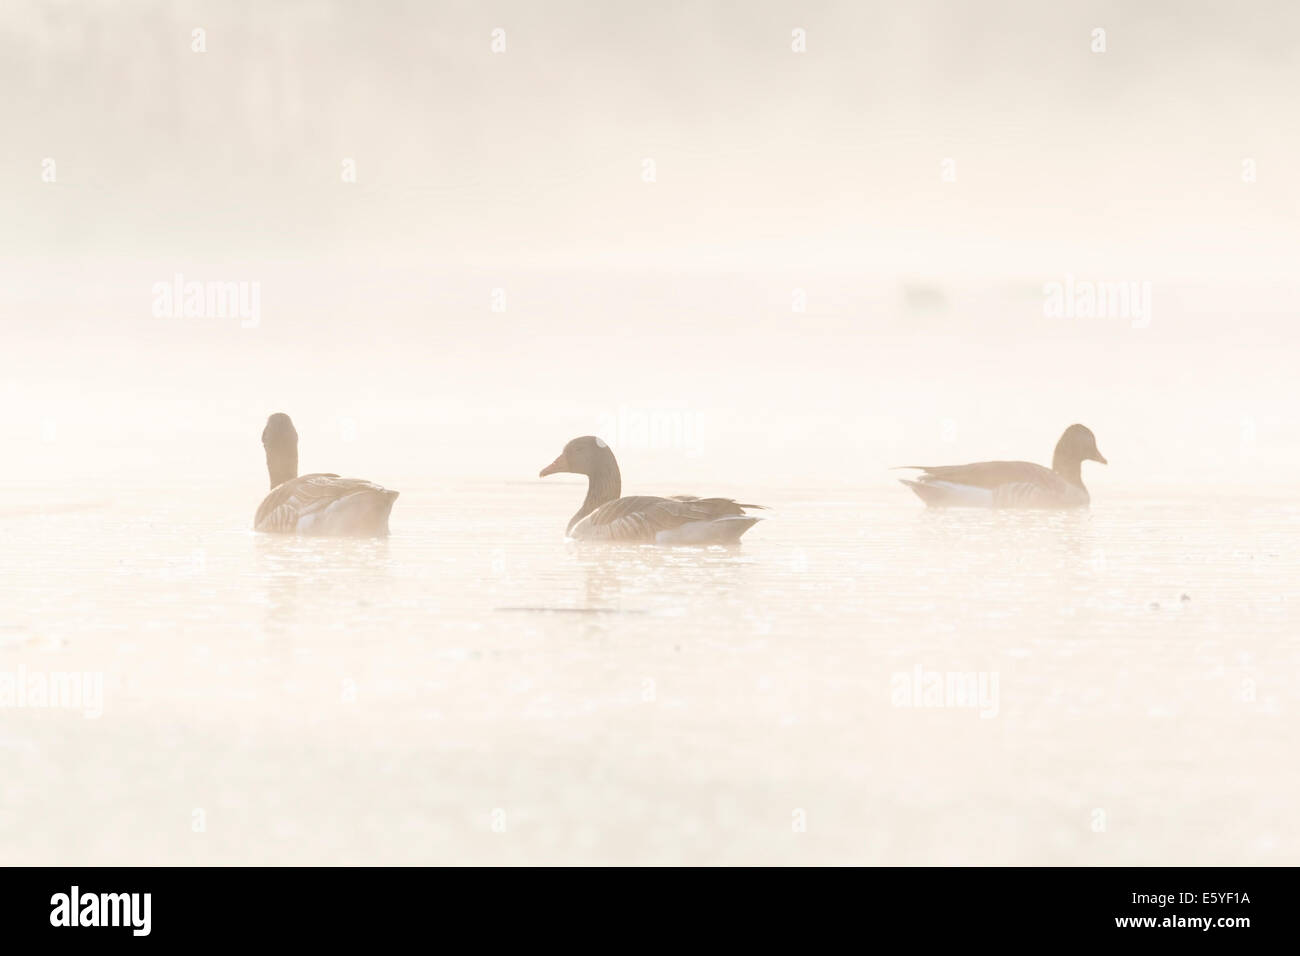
898, 424, 1106, 510
253, 414, 398, 536
540, 437, 763, 545
571, 495, 762, 544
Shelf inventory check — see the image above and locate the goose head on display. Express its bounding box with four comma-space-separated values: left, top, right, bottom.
1052, 424, 1107, 483
539, 435, 618, 480
540, 436, 622, 531
262, 412, 299, 488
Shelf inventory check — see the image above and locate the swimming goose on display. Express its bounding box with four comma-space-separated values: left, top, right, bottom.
253, 413, 399, 535
539, 436, 763, 544
897, 424, 1107, 509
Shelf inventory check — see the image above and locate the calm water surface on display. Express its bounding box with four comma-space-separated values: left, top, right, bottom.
1, 479, 1296, 864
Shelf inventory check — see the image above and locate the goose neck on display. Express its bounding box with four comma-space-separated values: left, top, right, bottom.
1051, 451, 1084, 488
569, 458, 621, 532
267, 449, 298, 489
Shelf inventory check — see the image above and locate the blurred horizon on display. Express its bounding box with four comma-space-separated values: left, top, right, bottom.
2, 0, 1298, 870
4, 1, 1299, 272
3, 1, 1298, 491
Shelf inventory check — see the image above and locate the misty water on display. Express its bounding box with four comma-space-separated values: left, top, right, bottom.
3, 270, 1299, 865
2, 465, 1296, 864
5, 1, 1300, 866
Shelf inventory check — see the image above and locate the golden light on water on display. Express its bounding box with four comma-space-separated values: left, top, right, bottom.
1, 1, 1297, 868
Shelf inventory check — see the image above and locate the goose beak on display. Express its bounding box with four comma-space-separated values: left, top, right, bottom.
539, 452, 568, 477
1094, 451, 1108, 465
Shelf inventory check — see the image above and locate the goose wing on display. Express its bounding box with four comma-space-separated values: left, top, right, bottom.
571, 495, 761, 542
900, 460, 1085, 508
254, 474, 392, 533
900, 460, 1057, 490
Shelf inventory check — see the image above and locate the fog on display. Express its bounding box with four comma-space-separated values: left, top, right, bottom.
1, 2, 1297, 865
4, 1, 1299, 490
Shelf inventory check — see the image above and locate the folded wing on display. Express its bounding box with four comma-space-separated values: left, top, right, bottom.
254, 473, 398, 535
898, 461, 1086, 509
571, 495, 762, 543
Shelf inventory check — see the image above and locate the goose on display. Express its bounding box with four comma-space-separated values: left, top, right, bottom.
253, 413, 399, 535
539, 436, 763, 544
897, 424, 1107, 509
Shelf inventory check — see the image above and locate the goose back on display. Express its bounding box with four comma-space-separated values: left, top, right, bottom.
571, 495, 761, 543
254, 474, 399, 535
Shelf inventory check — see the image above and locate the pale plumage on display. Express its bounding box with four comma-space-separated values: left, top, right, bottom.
254, 473, 399, 534
572, 495, 761, 544
253, 414, 398, 535
898, 424, 1106, 510
540, 436, 763, 544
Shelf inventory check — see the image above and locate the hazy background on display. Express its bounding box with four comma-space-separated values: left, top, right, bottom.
2, 0, 1299, 491
1, 1, 1297, 865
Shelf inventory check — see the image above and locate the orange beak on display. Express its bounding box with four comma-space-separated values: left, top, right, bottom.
539, 452, 568, 477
